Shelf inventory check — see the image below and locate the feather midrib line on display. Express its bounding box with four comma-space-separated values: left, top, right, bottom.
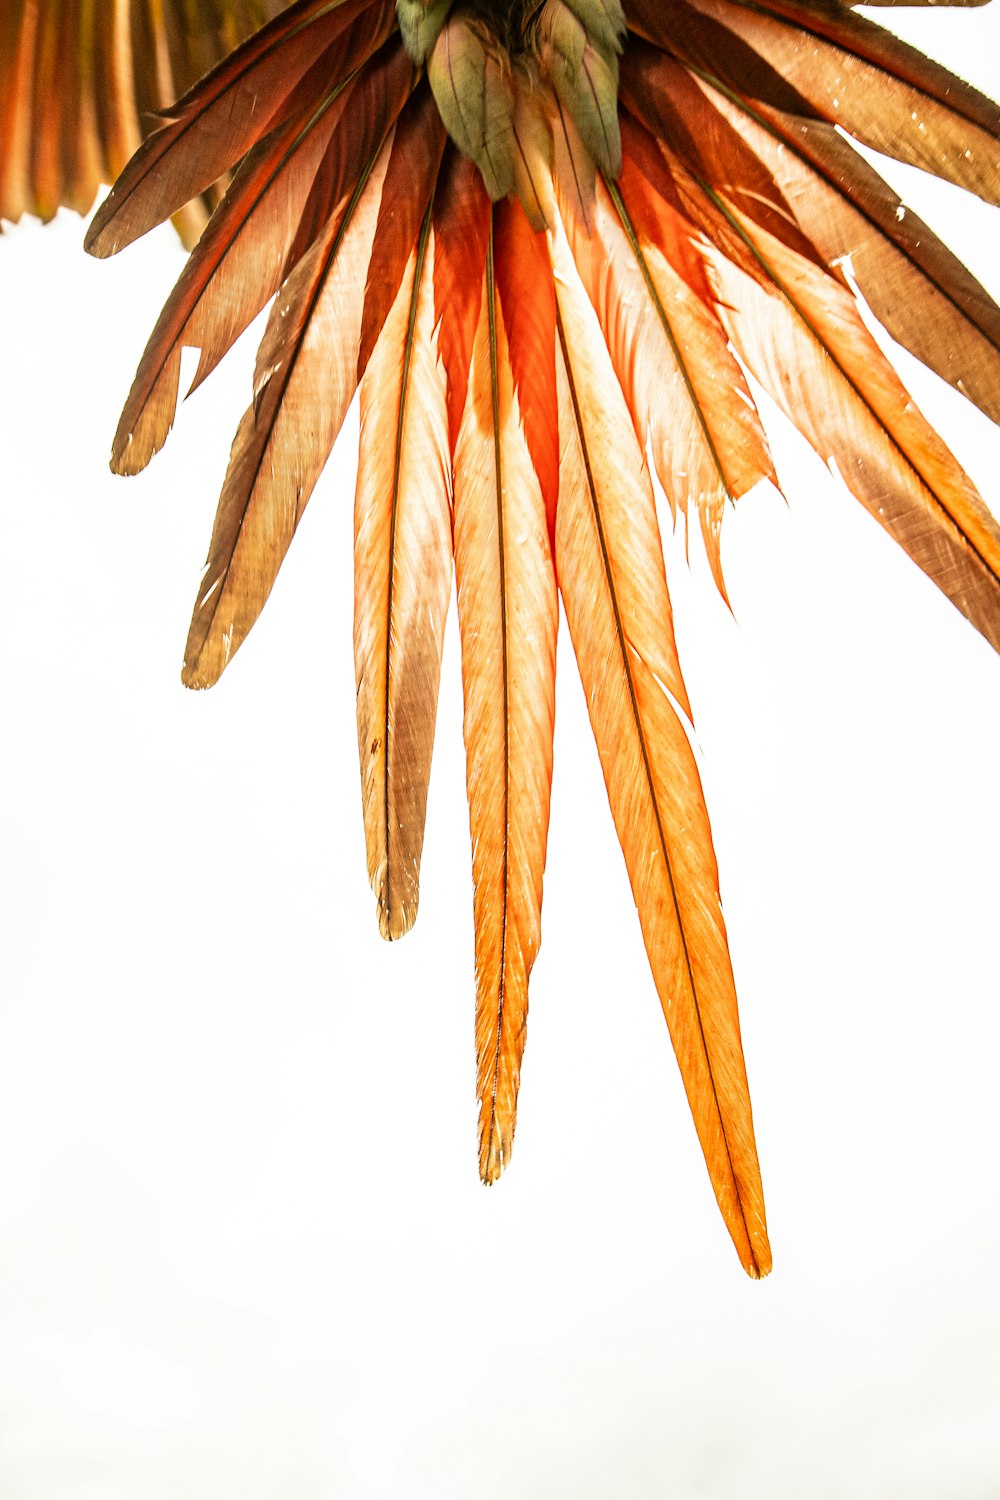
188, 135, 387, 665
704, 181, 1000, 583
381, 203, 434, 929
484, 220, 512, 1163
603, 172, 737, 507
554, 302, 760, 1275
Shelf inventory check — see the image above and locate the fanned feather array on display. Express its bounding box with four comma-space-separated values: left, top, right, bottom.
80, 0, 1000, 1272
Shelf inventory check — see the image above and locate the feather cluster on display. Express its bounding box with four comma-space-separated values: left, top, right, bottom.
79, 0, 1000, 1275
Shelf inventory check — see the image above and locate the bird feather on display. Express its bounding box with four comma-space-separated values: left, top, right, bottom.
355, 210, 454, 940
704, 191, 1000, 649
454, 219, 558, 1182
85, 0, 394, 256
182, 127, 396, 687
550, 213, 771, 1277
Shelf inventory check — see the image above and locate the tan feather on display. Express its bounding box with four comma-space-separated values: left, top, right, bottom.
550, 213, 770, 1277
354, 211, 453, 940
1, 0, 288, 243
454, 220, 558, 1182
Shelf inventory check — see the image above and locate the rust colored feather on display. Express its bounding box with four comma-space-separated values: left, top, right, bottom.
355, 211, 454, 940
454, 221, 558, 1183
619, 42, 826, 272
358, 82, 448, 377
431, 149, 491, 457
550, 213, 770, 1277
493, 196, 560, 542
560, 163, 776, 595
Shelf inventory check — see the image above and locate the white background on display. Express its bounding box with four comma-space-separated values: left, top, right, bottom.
1, 9, 999, 1496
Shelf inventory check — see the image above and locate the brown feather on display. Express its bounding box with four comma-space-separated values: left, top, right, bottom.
493, 196, 560, 543
687, 0, 1000, 204
734, 98, 1000, 424
355, 212, 454, 940
2, 0, 287, 242
704, 194, 1000, 650
182, 124, 398, 688
743, 0, 1000, 136
358, 83, 447, 378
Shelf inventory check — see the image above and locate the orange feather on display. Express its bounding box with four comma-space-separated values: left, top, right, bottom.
454, 220, 558, 1181
550, 212, 770, 1275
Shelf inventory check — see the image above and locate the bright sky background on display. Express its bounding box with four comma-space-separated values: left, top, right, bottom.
1, 8, 999, 1497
